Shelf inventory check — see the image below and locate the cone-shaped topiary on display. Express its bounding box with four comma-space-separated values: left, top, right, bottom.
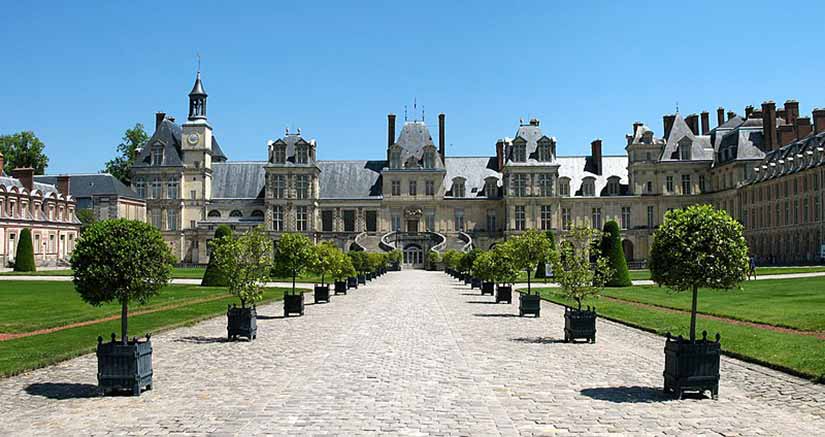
14, 228, 36, 272
600, 221, 631, 287
201, 224, 233, 286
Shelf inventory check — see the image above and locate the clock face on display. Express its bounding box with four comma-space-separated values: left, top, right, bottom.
187, 133, 200, 145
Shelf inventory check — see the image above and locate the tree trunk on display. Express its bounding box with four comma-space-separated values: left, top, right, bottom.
292, 271, 296, 296
690, 284, 698, 342
121, 299, 128, 345
577, 297, 582, 311
527, 270, 532, 295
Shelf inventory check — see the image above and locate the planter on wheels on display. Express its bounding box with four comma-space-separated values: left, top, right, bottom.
495, 285, 512, 304
481, 281, 494, 296
334, 280, 347, 295
663, 332, 721, 399
471, 277, 482, 289
97, 334, 153, 396
284, 293, 305, 317
519, 293, 541, 317
314, 285, 330, 303
227, 305, 257, 340
563, 306, 595, 342
347, 276, 358, 289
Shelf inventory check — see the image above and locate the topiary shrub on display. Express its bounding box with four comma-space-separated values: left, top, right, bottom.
600, 221, 631, 287
13, 228, 36, 272
201, 224, 232, 286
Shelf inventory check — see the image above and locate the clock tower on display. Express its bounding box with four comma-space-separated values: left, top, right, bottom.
180, 71, 214, 240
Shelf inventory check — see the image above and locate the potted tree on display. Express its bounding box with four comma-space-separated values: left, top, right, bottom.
348, 250, 369, 285
600, 221, 631, 287
201, 224, 232, 286
332, 250, 356, 295
553, 226, 612, 342
427, 250, 441, 271
442, 249, 460, 277
510, 230, 554, 317
388, 249, 402, 271
367, 252, 384, 280
210, 226, 272, 340
472, 250, 497, 296
491, 243, 518, 304
273, 233, 316, 317
309, 241, 338, 304
70, 219, 174, 396
650, 205, 748, 400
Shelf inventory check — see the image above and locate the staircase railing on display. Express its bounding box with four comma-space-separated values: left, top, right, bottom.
458, 231, 473, 252
380, 231, 397, 251
352, 231, 368, 251
430, 232, 447, 252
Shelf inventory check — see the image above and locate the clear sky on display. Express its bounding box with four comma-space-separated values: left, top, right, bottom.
3, 1, 825, 174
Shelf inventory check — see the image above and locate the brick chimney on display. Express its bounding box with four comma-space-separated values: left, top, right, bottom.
761, 100, 777, 151
727, 111, 737, 121
591, 139, 603, 175
685, 114, 700, 135
495, 139, 505, 171
438, 113, 445, 163
717, 107, 725, 127
784, 100, 799, 127
387, 113, 396, 148
155, 112, 166, 130
777, 108, 787, 122
778, 124, 795, 146
57, 175, 70, 197
11, 167, 34, 192
745, 105, 755, 119
813, 108, 825, 133
795, 116, 813, 139
700, 111, 710, 135
663, 114, 676, 140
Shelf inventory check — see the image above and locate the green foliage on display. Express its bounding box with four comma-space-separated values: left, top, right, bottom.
13, 228, 36, 272
273, 233, 317, 295
600, 221, 631, 287
70, 219, 174, 342
0, 131, 49, 174
347, 250, 370, 274
458, 248, 481, 274
367, 252, 385, 272
535, 231, 556, 278
309, 241, 340, 286
472, 250, 497, 282
508, 230, 555, 294
442, 249, 461, 270
209, 226, 272, 307
489, 244, 519, 284
331, 250, 356, 280
427, 250, 441, 269
387, 249, 402, 265
201, 225, 233, 287
552, 226, 613, 309
102, 123, 149, 185
75, 209, 96, 225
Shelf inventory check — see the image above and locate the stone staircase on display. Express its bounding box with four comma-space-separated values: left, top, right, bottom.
354, 232, 385, 252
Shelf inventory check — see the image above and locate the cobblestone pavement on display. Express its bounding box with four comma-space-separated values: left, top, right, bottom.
1, 271, 823, 436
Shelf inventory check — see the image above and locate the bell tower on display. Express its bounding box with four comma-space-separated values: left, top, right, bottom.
181, 71, 213, 162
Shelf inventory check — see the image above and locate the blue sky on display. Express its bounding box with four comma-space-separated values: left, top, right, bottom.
3, 1, 825, 174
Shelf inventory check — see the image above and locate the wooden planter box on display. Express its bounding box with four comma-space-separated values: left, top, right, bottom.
97, 334, 153, 396
334, 280, 347, 295
495, 285, 512, 303
347, 276, 358, 289
314, 285, 330, 303
519, 293, 541, 317
663, 332, 721, 399
564, 307, 596, 343
283, 293, 305, 317
227, 305, 257, 340
470, 278, 482, 289
481, 281, 494, 295
463, 275, 472, 285
357, 274, 366, 285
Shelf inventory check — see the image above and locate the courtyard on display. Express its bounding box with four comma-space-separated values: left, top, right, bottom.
0, 270, 823, 436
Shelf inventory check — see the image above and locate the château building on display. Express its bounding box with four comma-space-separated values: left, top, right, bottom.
132, 72, 825, 267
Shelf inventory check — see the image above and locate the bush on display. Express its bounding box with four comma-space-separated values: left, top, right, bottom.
13, 228, 36, 272
273, 233, 316, 295
310, 241, 340, 286
600, 221, 631, 287
201, 225, 233, 286
459, 248, 481, 275
331, 250, 356, 280
210, 226, 272, 307
442, 249, 461, 271
427, 250, 441, 269
347, 250, 370, 274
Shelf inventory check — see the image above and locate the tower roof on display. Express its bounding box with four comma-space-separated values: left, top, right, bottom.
189, 72, 207, 96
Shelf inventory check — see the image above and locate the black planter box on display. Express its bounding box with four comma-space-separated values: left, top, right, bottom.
358, 274, 366, 285
97, 334, 153, 396
471, 278, 482, 289
519, 293, 541, 317
334, 280, 347, 295
495, 285, 512, 303
663, 332, 721, 399
347, 276, 358, 289
464, 275, 472, 285
314, 285, 330, 303
227, 305, 257, 340
564, 307, 596, 343
457, 272, 465, 282
481, 281, 494, 295
284, 293, 305, 317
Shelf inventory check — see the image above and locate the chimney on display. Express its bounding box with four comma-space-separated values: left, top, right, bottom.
727, 111, 737, 120
813, 108, 825, 133
387, 113, 396, 148
751, 109, 763, 118
717, 107, 725, 127
11, 167, 34, 192
495, 140, 505, 171
663, 114, 676, 140
438, 113, 446, 163
761, 100, 777, 151
155, 112, 166, 130
784, 100, 799, 126
632, 121, 643, 137
778, 124, 795, 147
685, 113, 700, 135
591, 139, 603, 175
700, 111, 710, 135
795, 116, 813, 139
745, 105, 755, 119
0, 151, 4, 176
777, 108, 787, 122
57, 175, 70, 197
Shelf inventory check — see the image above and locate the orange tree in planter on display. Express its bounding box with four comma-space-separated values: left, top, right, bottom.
210, 225, 272, 308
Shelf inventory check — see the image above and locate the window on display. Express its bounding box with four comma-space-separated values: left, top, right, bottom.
167, 209, 177, 231
540, 205, 552, 230
794, 199, 799, 225
452, 179, 465, 198
514, 144, 526, 162
647, 205, 655, 228
274, 145, 286, 164
426, 213, 435, 232
151, 177, 162, 199
391, 180, 401, 196
389, 149, 401, 168
816, 196, 821, 221
321, 210, 333, 232
538, 141, 552, 161
538, 174, 553, 196
296, 144, 308, 164
784, 200, 790, 225
229, 210, 243, 218
150, 209, 162, 228
804, 198, 810, 224
562, 207, 571, 231
190, 190, 197, 200
391, 214, 401, 231
666, 176, 674, 193
273, 206, 283, 231
366, 211, 377, 232
251, 210, 264, 219
514, 205, 525, 231
208, 210, 221, 218
607, 180, 619, 196
512, 174, 527, 197
134, 178, 145, 198
151, 146, 163, 166
582, 179, 595, 197
425, 180, 435, 196
679, 144, 691, 160
681, 174, 692, 195
273, 175, 285, 199
166, 178, 178, 199
559, 179, 570, 197
343, 210, 355, 232
296, 206, 308, 231
409, 180, 417, 196
645, 152, 652, 161
699, 175, 706, 193
454, 209, 465, 231
486, 210, 497, 233
423, 150, 436, 169
621, 207, 631, 230
296, 175, 310, 199
645, 181, 653, 194
591, 208, 602, 229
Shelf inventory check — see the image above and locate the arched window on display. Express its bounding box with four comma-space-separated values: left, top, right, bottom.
251, 210, 264, 218
207, 210, 221, 218
229, 210, 243, 218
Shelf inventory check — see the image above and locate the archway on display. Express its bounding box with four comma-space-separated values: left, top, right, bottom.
622, 239, 634, 261
403, 244, 424, 267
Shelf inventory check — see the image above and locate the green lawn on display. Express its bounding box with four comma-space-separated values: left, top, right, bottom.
517, 265, 825, 282
0, 282, 289, 377
533, 286, 825, 381
0, 267, 326, 282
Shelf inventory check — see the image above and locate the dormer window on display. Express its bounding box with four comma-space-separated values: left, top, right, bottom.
151, 145, 163, 166
678, 138, 692, 160
559, 178, 570, 197
296, 144, 308, 164
452, 178, 466, 198
642, 131, 653, 144
423, 150, 436, 169
607, 178, 620, 196
484, 178, 498, 198
537, 139, 553, 161
514, 143, 527, 162
390, 149, 401, 169
274, 145, 286, 164
582, 178, 596, 197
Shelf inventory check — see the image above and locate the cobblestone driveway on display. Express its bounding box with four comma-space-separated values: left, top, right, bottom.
1, 271, 823, 436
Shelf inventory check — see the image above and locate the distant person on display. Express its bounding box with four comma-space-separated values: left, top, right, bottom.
748, 255, 757, 280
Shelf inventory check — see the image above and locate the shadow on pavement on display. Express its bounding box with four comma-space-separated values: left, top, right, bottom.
465, 300, 500, 304
473, 313, 519, 318
175, 336, 231, 344
579, 386, 677, 403
25, 383, 99, 400
511, 336, 566, 344
256, 314, 286, 320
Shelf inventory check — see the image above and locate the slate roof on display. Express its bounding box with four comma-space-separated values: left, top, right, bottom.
660, 113, 714, 161
502, 121, 556, 166
34, 174, 141, 200
317, 160, 384, 199
133, 117, 227, 168
444, 157, 501, 197
268, 133, 317, 166
748, 130, 825, 185
557, 155, 629, 196
211, 162, 266, 199
0, 176, 61, 196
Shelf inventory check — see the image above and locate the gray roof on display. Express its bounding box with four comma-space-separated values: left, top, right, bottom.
34, 174, 140, 200
269, 133, 317, 166
317, 160, 384, 199
660, 113, 714, 161
392, 121, 444, 169
557, 155, 629, 196
444, 157, 500, 197
0, 176, 61, 196
133, 117, 227, 169
189, 72, 207, 96
503, 121, 556, 166
211, 162, 266, 199
749, 130, 825, 185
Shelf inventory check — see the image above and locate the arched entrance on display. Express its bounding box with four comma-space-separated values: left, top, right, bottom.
622, 239, 634, 261
403, 244, 424, 267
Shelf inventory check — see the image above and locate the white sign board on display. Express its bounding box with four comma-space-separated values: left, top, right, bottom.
545, 263, 553, 277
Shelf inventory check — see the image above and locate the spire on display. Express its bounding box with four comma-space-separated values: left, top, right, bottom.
188, 71, 207, 120
189, 72, 207, 97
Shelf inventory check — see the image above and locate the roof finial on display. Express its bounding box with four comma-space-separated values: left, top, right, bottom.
196, 52, 201, 74
413, 98, 417, 121
422, 105, 425, 123
404, 105, 408, 121
676, 101, 679, 114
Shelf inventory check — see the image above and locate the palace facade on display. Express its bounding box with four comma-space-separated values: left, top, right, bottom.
133, 73, 825, 267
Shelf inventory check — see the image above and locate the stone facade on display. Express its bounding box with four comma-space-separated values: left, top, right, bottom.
34, 173, 145, 223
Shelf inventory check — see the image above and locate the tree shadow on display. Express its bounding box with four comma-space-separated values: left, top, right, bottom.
466, 301, 499, 304
175, 336, 230, 344
256, 314, 286, 320
460, 293, 480, 296
511, 337, 566, 344
25, 383, 99, 400
579, 386, 677, 403
473, 313, 519, 318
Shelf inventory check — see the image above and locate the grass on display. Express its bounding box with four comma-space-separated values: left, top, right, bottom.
0, 283, 289, 377
0, 267, 327, 282
517, 265, 825, 282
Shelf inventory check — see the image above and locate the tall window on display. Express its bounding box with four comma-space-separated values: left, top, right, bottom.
273, 175, 285, 199
486, 210, 497, 233
390, 150, 401, 168
167, 209, 177, 231
343, 210, 356, 232
679, 144, 691, 160
151, 177, 162, 199
134, 178, 145, 198
273, 206, 283, 231
512, 174, 527, 197
166, 178, 178, 199
538, 142, 552, 161
296, 144, 308, 164
296, 206, 308, 231
453, 180, 465, 197
425, 213, 435, 232
698, 175, 706, 193
803, 198, 810, 224
540, 205, 552, 230
582, 179, 595, 197
274, 145, 286, 163
322, 210, 334, 232
409, 180, 417, 196
559, 179, 570, 197
562, 207, 571, 231
681, 174, 692, 195
647, 205, 655, 228
151, 146, 163, 166
391, 214, 401, 231
645, 181, 653, 193
391, 180, 401, 196
296, 175, 309, 199
423, 150, 436, 169
514, 205, 525, 231
514, 144, 526, 162
150, 209, 161, 229
607, 180, 619, 196
366, 211, 377, 232
621, 207, 631, 230
425, 180, 434, 196
666, 176, 674, 193
454, 209, 465, 231
591, 208, 602, 229
538, 174, 553, 197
